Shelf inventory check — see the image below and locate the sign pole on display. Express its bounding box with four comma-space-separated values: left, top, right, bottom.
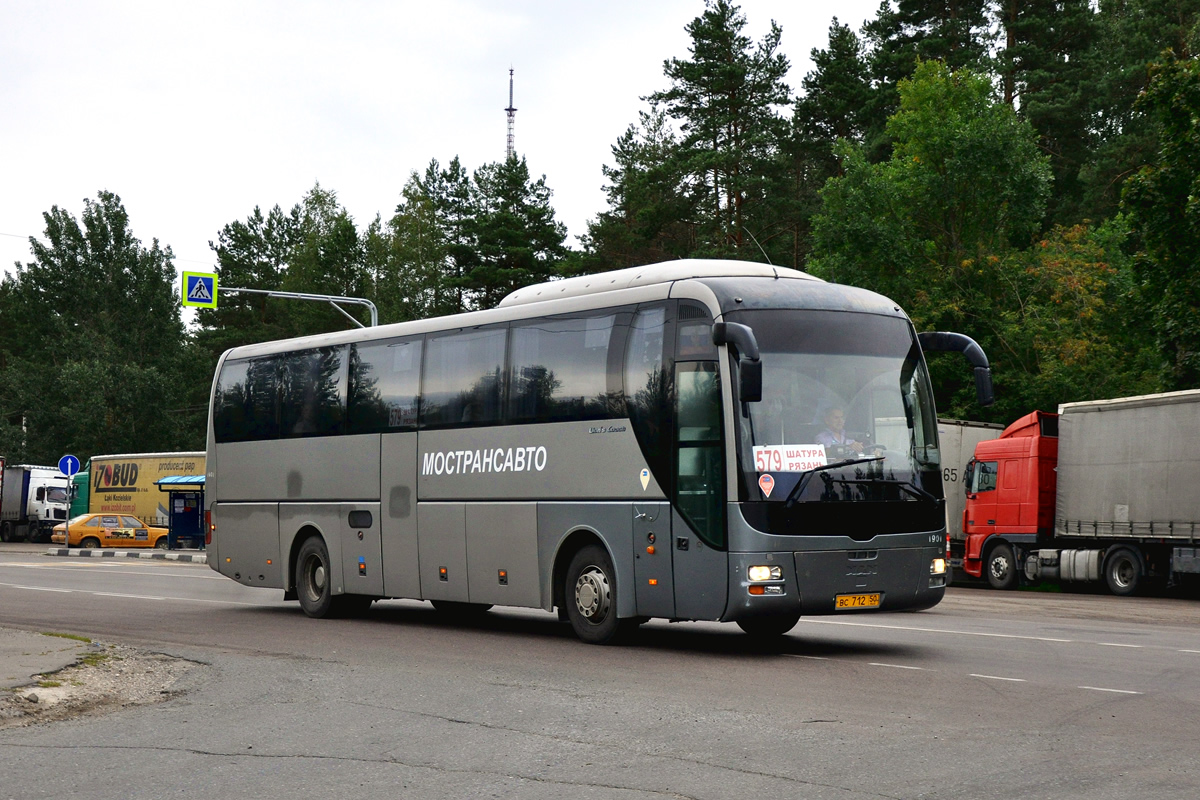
58, 455, 79, 548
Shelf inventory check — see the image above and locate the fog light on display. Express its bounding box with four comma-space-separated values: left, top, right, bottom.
748, 565, 782, 582
931, 558, 946, 575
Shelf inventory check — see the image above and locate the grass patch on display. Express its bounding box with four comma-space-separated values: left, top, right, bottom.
41, 632, 91, 643
79, 652, 110, 668
36, 680, 62, 688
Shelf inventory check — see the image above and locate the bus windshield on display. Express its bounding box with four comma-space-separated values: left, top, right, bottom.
728, 309, 940, 505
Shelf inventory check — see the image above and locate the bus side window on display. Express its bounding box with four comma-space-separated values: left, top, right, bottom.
214, 356, 279, 442
279, 346, 348, 438
509, 314, 615, 423
347, 338, 422, 434
625, 306, 672, 492
421, 327, 507, 428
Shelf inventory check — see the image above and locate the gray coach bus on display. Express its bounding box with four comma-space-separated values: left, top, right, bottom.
205, 260, 993, 644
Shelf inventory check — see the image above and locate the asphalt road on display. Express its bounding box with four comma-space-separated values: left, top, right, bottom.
0, 545, 1197, 799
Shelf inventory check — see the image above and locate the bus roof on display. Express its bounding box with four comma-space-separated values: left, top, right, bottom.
499, 260, 820, 307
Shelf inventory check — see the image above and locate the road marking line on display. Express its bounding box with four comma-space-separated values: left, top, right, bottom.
5, 584, 71, 593
1097, 643, 1143, 648
800, 618, 1072, 643
783, 654, 830, 661
870, 662, 925, 670
1079, 686, 1142, 695
88, 592, 266, 607
970, 674, 1026, 682
1179, 649, 1200, 654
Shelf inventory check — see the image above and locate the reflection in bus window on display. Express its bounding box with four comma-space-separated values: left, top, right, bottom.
509, 315, 617, 422
347, 339, 422, 434
421, 328, 507, 427
279, 346, 347, 438
214, 357, 279, 442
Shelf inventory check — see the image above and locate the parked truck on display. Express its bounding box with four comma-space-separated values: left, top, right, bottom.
937, 418, 1004, 582
956, 389, 1200, 595
87, 452, 205, 526
0, 464, 71, 543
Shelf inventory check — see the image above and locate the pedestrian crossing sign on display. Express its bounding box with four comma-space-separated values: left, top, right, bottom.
182, 272, 218, 309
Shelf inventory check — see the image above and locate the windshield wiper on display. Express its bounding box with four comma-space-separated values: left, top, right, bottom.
783, 456, 885, 508
817, 475, 939, 503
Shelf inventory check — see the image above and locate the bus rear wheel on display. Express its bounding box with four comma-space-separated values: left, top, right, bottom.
564, 544, 634, 645
737, 614, 801, 638
297, 536, 336, 618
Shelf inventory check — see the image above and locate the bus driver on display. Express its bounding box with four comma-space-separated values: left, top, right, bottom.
816, 407, 864, 454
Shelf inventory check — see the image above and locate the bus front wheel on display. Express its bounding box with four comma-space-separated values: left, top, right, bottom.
564, 544, 635, 645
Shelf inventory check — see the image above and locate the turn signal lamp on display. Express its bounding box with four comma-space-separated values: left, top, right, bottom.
931, 558, 946, 575
748, 565, 783, 582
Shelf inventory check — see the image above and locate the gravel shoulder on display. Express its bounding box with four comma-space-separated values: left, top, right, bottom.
0, 640, 200, 729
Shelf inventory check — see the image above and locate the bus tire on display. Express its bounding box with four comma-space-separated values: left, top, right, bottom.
80, 537, 101, 550
985, 543, 1018, 590
296, 536, 336, 618
737, 614, 800, 638
1104, 548, 1142, 597
564, 544, 633, 645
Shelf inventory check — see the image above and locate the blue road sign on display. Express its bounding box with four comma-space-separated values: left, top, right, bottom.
58, 454, 80, 477
182, 271, 218, 309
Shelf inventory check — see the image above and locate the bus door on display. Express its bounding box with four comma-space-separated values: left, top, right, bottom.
671, 357, 728, 620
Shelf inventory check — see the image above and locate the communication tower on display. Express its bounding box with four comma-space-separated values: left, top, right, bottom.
505, 68, 517, 160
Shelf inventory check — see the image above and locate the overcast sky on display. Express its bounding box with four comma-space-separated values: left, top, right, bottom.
1, 0, 882, 280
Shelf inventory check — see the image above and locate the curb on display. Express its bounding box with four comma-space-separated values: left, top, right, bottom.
45, 547, 208, 564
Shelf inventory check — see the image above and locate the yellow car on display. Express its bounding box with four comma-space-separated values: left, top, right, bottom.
51, 513, 169, 549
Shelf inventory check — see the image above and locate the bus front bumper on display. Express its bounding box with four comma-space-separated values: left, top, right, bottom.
724, 546, 947, 622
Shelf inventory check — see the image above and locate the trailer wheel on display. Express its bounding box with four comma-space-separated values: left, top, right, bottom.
0, 523, 11, 543
1104, 548, 1142, 596
985, 543, 1019, 590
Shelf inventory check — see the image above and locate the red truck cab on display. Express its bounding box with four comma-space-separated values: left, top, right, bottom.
962, 411, 1059, 586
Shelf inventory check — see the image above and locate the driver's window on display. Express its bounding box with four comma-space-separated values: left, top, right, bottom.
971, 461, 998, 493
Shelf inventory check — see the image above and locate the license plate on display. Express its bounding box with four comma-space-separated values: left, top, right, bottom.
835, 593, 880, 609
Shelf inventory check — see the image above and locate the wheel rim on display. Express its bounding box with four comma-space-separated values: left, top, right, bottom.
990, 554, 1010, 580
1112, 558, 1135, 588
303, 554, 326, 601
574, 565, 611, 624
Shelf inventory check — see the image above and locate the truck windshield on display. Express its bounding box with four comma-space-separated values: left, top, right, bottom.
728, 309, 940, 507
46, 487, 68, 504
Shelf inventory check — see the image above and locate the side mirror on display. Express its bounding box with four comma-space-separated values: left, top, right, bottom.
917, 331, 994, 407
739, 359, 762, 404
712, 321, 762, 403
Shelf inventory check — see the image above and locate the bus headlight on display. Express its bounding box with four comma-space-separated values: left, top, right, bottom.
931, 558, 946, 575
748, 565, 783, 582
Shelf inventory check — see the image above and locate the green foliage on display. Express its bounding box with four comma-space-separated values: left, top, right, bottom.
811, 61, 1052, 312
0, 191, 195, 462
1123, 50, 1200, 388
808, 62, 1162, 417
